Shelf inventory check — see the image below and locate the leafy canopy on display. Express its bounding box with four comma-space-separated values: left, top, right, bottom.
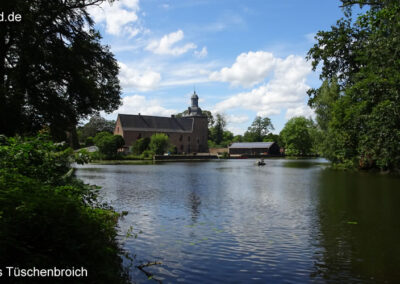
307, 0, 400, 169
0, 0, 121, 141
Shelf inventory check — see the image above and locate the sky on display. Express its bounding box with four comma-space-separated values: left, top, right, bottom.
87, 0, 346, 134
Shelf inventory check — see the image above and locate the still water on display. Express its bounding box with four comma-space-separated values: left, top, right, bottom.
75, 159, 400, 283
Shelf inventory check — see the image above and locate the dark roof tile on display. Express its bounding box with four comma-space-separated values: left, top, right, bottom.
118, 114, 193, 133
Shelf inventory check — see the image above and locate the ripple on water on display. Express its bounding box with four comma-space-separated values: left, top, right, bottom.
75, 159, 400, 283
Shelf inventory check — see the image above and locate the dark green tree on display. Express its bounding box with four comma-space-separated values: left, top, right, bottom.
307, 0, 400, 170
280, 117, 316, 156
243, 116, 274, 142
0, 135, 130, 283
263, 133, 283, 147
131, 137, 151, 155
210, 113, 226, 145
0, 0, 121, 146
94, 132, 124, 159
78, 115, 116, 144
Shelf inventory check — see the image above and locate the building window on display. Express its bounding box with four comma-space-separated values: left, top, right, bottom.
197, 138, 200, 144
137, 133, 142, 139
179, 135, 183, 141
117, 127, 119, 132
188, 136, 190, 142
180, 145, 184, 151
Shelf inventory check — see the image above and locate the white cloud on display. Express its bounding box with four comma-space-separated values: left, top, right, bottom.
118, 62, 161, 91
146, 30, 197, 56
227, 126, 247, 135
213, 54, 312, 117
209, 51, 277, 88
88, 0, 140, 37
285, 105, 315, 120
226, 114, 249, 124
194, 47, 208, 58
114, 95, 177, 117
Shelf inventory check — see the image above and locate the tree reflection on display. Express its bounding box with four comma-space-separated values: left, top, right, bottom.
311, 170, 400, 282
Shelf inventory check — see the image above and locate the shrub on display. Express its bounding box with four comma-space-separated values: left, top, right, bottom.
94, 132, 125, 159
221, 152, 229, 159
130, 137, 150, 155
85, 136, 94, 146
140, 150, 155, 159
0, 135, 129, 283
149, 133, 169, 155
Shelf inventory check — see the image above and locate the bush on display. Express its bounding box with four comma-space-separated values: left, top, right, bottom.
140, 150, 155, 159
221, 152, 229, 159
149, 133, 169, 155
130, 137, 150, 155
0, 135, 129, 283
94, 132, 125, 160
85, 136, 94, 146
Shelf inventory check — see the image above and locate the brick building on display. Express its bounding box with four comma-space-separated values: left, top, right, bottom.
114, 92, 208, 153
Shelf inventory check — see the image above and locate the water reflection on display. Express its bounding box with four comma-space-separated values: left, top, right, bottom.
75, 159, 400, 283
312, 170, 400, 283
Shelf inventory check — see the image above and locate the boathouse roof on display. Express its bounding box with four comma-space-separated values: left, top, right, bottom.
229, 142, 275, 149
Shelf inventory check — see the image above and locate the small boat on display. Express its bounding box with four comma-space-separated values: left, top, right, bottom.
257, 158, 266, 166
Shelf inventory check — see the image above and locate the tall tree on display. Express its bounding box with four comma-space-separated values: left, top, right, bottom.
280, 117, 315, 156
307, 0, 400, 170
244, 116, 274, 142
0, 0, 121, 146
210, 113, 226, 145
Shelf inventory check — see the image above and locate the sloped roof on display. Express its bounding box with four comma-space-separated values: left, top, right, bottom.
229, 142, 275, 149
118, 114, 193, 133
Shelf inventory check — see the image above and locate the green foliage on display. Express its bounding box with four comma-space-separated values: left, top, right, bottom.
140, 150, 155, 159
74, 149, 92, 165
208, 140, 217, 148
0, 0, 121, 140
263, 133, 283, 148
233, 135, 243, 142
131, 137, 151, 155
149, 133, 170, 155
85, 136, 94, 146
220, 152, 229, 159
78, 115, 116, 144
244, 116, 274, 142
168, 144, 178, 154
280, 117, 316, 156
307, 0, 400, 170
0, 135, 129, 283
209, 113, 226, 145
94, 132, 125, 160
0, 135, 72, 185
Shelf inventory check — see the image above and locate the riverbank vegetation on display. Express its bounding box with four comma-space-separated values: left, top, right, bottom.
307, 0, 400, 171
0, 134, 130, 283
0, 0, 134, 282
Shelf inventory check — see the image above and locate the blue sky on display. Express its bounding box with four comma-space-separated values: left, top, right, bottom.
88, 0, 345, 134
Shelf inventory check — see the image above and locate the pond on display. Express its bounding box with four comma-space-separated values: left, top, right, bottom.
75, 158, 400, 283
